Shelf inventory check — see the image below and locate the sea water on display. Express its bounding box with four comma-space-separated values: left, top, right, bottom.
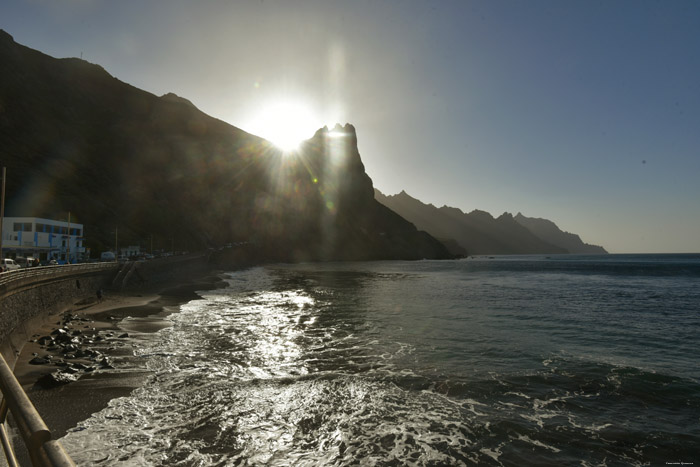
61, 254, 700, 465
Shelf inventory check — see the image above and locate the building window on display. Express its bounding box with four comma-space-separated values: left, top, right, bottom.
13, 222, 32, 232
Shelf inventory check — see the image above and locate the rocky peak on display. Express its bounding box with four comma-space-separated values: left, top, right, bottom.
160, 92, 197, 108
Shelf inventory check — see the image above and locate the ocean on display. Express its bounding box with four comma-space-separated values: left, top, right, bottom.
61, 254, 700, 466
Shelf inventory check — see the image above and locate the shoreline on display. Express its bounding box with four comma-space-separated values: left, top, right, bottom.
12, 271, 229, 440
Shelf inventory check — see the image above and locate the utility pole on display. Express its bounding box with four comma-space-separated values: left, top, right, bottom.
0, 167, 5, 261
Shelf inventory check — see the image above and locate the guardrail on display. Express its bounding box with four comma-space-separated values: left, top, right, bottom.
0, 352, 74, 466
0, 263, 119, 300
0, 263, 118, 288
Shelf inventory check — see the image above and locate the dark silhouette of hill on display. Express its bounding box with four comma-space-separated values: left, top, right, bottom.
513, 213, 607, 254
0, 30, 449, 261
375, 189, 605, 255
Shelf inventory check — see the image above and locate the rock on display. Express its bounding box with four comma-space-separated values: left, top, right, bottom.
37, 336, 53, 345
35, 370, 80, 388
96, 357, 114, 369
118, 333, 129, 338
53, 330, 73, 343
29, 356, 50, 365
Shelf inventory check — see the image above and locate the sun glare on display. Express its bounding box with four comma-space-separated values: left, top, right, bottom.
245, 100, 321, 152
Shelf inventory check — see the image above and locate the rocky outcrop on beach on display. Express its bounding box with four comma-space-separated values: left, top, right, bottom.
0, 30, 449, 261
375, 189, 606, 255
28, 311, 116, 388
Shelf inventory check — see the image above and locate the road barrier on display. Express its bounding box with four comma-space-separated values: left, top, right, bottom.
0, 263, 118, 300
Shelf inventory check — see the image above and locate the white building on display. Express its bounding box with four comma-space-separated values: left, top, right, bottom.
0, 217, 87, 263
120, 245, 140, 258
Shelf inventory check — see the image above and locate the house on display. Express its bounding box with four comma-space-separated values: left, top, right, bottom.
0, 216, 87, 263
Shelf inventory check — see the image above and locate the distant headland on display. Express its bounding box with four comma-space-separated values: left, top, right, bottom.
375, 189, 607, 256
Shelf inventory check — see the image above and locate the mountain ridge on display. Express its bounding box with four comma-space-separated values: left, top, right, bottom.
513, 213, 607, 255
0, 30, 449, 262
375, 189, 607, 255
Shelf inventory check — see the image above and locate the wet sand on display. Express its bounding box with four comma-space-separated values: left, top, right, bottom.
11, 273, 228, 440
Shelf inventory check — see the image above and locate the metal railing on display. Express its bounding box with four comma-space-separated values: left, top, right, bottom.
0, 352, 74, 466
0, 263, 119, 301
0, 262, 118, 288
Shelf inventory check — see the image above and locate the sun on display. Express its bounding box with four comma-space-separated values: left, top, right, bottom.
245, 99, 321, 151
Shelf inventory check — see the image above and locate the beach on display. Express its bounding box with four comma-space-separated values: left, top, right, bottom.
11, 272, 227, 440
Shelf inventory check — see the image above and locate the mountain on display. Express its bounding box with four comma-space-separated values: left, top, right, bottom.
0, 30, 449, 261
375, 190, 606, 255
513, 213, 607, 254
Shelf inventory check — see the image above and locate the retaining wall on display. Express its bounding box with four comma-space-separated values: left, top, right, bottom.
0, 264, 118, 363
0, 254, 213, 364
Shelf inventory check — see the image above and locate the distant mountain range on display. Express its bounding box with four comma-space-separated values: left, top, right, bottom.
375, 190, 607, 255
0, 30, 449, 261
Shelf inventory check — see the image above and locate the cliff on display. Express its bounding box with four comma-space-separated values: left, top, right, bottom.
375, 189, 604, 255
0, 30, 449, 261
513, 213, 607, 254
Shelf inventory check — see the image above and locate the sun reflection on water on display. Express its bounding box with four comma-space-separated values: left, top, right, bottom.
240, 289, 315, 378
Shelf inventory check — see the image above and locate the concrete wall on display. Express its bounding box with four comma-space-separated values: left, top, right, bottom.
114, 253, 212, 290
0, 254, 213, 364
0, 266, 117, 364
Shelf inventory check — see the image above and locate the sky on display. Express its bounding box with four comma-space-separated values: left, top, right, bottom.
2, 0, 699, 253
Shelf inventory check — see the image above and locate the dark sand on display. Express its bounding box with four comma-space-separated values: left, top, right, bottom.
11, 274, 227, 440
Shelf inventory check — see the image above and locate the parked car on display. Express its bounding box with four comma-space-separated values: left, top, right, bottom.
100, 251, 116, 262
15, 257, 37, 268
1, 258, 21, 272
